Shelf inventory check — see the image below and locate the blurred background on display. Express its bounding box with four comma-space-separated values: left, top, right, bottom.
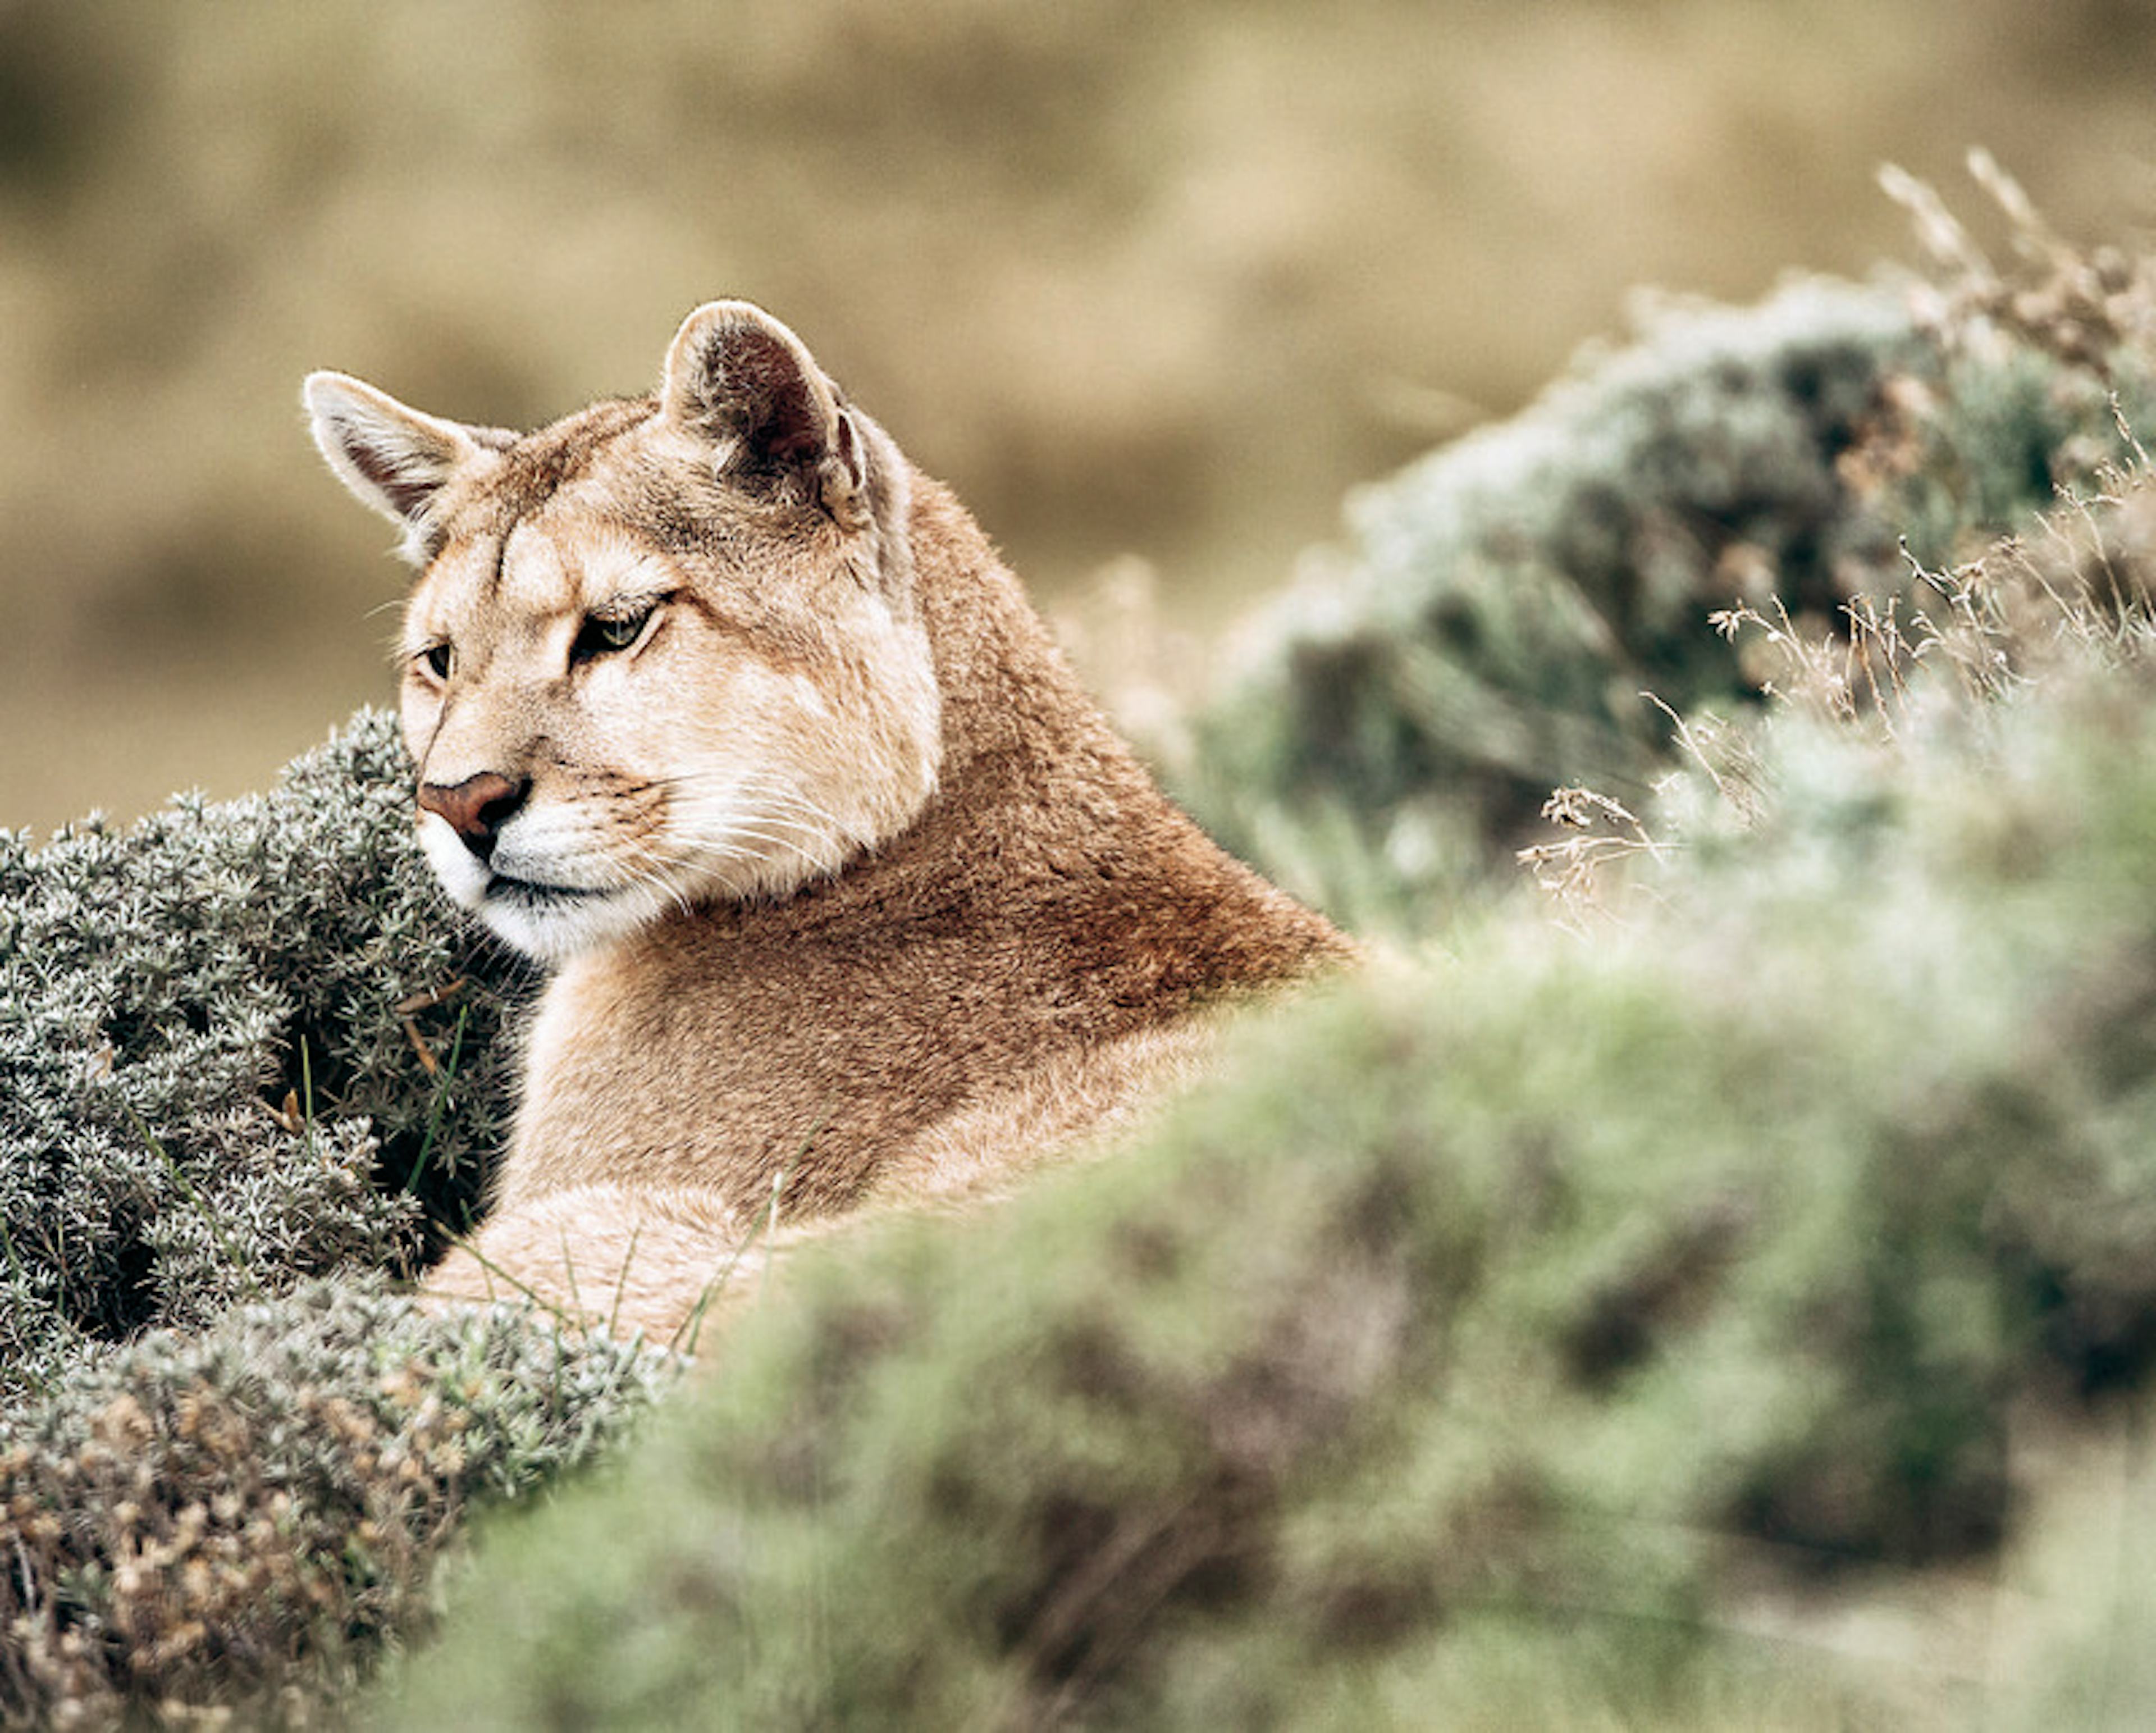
2, 0, 2153, 837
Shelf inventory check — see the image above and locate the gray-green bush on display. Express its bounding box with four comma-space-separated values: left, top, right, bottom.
1181, 188, 2156, 927
382, 501, 2156, 1730
0, 715, 676, 1727
0, 712, 519, 1409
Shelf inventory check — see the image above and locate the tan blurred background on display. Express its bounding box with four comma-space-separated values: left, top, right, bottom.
3, 0, 2153, 836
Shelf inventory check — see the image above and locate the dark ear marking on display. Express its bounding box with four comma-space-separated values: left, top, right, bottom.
660, 300, 869, 519
833, 407, 871, 501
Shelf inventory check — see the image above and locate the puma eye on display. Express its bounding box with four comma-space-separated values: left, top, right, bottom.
572, 601, 660, 663
415, 642, 453, 682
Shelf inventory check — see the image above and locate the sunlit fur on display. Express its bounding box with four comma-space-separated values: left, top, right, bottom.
305, 300, 1354, 1346
394, 511, 940, 964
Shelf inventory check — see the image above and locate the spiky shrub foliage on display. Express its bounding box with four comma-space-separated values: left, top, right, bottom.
1182, 173, 2156, 929
0, 710, 679, 1726
0, 709, 521, 1408
0, 1283, 670, 1727
382, 525, 2156, 1729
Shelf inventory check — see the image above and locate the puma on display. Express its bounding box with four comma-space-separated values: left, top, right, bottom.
305, 300, 1352, 1344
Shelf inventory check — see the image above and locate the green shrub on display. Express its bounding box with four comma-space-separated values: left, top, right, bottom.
1180, 194, 2156, 929
0, 712, 678, 1726
0, 710, 520, 1410
0, 1282, 669, 1727
381, 448, 2156, 1729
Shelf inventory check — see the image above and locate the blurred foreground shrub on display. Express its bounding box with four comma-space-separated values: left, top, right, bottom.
385, 510, 2156, 1727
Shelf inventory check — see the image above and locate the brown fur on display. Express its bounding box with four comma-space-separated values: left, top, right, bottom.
305, 302, 1352, 1347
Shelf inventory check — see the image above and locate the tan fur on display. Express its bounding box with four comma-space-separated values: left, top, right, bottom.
306, 301, 1353, 1348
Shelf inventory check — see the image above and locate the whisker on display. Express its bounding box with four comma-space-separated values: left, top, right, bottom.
661, 785, 864, 854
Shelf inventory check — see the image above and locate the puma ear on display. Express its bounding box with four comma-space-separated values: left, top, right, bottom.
303, 372, 511, 563
660, 300, 868, 519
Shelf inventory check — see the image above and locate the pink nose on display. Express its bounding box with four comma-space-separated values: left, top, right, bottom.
417, 772, 528, 861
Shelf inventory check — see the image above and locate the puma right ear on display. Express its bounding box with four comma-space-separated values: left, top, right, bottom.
303, 372, 511, 564
660, 300, 869, 521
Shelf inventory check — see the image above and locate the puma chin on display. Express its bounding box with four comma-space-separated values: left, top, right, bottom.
305, 302, 942, 966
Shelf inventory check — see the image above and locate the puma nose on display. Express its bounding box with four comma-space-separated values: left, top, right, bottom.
417, 772, 529, 863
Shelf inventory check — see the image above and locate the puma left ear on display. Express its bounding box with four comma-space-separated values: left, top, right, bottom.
660, 300, 869, 520
304, 372, 510, 564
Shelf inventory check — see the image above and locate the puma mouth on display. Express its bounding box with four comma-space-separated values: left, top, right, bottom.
486, 873, 610, 910
467, 866, 673, 963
